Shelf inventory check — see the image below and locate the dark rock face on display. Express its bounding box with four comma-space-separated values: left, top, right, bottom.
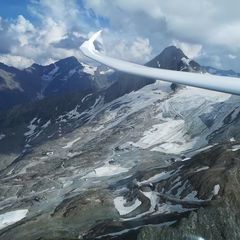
0, 63, 41, 112
0, 90, 102, 154
137, 144, 240, 240
146, 46, 202, 72
0, 57, 98, 112
146, 46, 203, 92
104, 72, 155, 103
31, 57, 95, 96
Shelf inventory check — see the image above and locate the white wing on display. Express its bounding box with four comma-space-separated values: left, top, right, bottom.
80, 31, 240, 95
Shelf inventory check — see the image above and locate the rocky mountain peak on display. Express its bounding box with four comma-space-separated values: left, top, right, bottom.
54, 56, 82, 70
147, 45, 202, 73
159, 45, 187, 59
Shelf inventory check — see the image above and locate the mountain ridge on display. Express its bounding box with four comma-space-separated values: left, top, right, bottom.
0, 46, 239, 113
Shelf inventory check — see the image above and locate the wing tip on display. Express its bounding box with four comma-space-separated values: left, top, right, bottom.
80, 30, 103, 56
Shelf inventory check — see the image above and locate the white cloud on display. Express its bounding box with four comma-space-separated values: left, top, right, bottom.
0, 0, 88, 67
102, 34, 152, 63
9, 15, 35, 34
9, 15, 35, 47
38, 18, 67, 45
0, 55, 34, 69
228, 54, 237, 59
210, 21, 240, 49
0, 0, 240, 72
172, 40, 202, 59
85, 0, 240, 48
85, 0, 240, 71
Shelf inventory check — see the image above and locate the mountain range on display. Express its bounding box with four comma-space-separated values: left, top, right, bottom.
1, 46, 239, 112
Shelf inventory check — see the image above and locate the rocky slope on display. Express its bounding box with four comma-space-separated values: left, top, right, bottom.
0, 62, 41, 112
0, 46, 240, 240
138, 143, 240, 240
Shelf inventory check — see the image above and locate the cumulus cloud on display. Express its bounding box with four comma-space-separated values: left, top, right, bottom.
85, 0, 240, 71
0, 55, 34, 69
172, 40, 202, 59
9, 15, 35, 47
100, 31, 153, 63
0, 0, 89, 68
0, 0, 240, 71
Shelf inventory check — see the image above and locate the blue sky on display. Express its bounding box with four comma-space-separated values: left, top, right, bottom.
0, 0, 239, 71
0, 0, 30, 19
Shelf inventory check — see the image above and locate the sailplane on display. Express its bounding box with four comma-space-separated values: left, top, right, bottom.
80, 30, 240, 96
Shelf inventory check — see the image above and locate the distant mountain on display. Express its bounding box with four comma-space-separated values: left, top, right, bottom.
0, 57, 112, 112
1, 45, 239, 114
0, 62, 41, 112
2, 45, 202, 152
146, 46, 202, 72
28, 56, 96, 97
204, 66, 240, 77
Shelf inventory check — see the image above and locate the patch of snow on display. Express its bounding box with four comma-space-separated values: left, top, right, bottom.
139, 171, 174, 185
62, 137, 81, 149
134, 119, 197, 154
195, 145, 216, 153
99, 69, 114, 75
67, 151, 82, 158
6, 168, 14, 176
230, 137, 236, 142
84, 163, 129, 178
42, 65, 59, 82
41, 120, 51, 129
114, 196, 141, 215
195, 166, 209, 173
24, 118, 38, 137
141, 191, 159, 213
94, 221, 175, 239
0, 134, 5, 141
57, 96, 103, 123
62, 180, 73, 188
232, 144, 240, 151
0, 209, 28, 230
81, 93, 93, 103
184, 191, 199, 201
46, 151, 54, 156
81, 62, 97, 75
181, 57, 191, 66
213, 184, 220, 195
